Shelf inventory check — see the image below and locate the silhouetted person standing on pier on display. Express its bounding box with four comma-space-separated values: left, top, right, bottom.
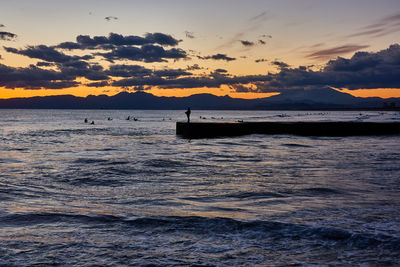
185, 108, 191, 123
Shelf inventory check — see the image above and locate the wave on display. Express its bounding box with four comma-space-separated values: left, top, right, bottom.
143, 158, 187, 168
282, 187, 343, 196
182, 188, 342, 202
281, 143, 313, 148
1, 212, 399, 250
25, 127, 158, 139
222, 191, 285, 199
73, 158, 111, 164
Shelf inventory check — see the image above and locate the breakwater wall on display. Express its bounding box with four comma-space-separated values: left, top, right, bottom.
176, 121, 400, 138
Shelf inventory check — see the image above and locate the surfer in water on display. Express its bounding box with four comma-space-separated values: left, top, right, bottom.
185, 108, 191, 123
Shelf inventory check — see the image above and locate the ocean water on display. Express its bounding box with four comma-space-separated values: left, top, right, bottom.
0, 109, 400, 266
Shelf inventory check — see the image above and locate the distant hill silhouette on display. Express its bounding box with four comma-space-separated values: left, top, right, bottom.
0, 88, 399, 110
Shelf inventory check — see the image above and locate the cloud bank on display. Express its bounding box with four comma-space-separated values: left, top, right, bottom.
1, 30, 399, 93
252, 44, 400, 92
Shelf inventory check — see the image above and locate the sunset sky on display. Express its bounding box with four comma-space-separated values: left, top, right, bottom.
1, 0, 400, 99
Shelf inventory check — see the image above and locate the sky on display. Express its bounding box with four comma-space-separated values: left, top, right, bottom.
0, 0, 400, 99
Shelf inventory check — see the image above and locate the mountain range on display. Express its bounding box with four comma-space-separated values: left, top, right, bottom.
0, 88, 399, 110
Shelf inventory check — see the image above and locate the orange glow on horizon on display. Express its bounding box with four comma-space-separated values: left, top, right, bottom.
148, 86, 278, 99
0, 85, 277, 99
1, 86, 400, 100
339, 88, 400, 99
0, 86, 120, 99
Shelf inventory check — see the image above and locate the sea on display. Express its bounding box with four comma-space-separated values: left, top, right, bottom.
0, 109, 400, 266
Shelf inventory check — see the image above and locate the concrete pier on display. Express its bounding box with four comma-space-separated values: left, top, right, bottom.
176, 121, 400, 138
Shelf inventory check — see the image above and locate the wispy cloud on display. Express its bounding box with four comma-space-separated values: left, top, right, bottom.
306, 44, 370, 60
346, 12, 400, 39
301, 12, 400, 62
105, 16, 118, 22
215, 11, 269, 50
249, 11, 269, 22
184, 31, 195, 39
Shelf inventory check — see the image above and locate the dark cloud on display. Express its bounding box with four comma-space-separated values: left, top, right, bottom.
56, 41, 82, 50
215, 68, 228, 73
98, 45, 187, 63
105, 64, 152, 78
14, 80, 79, 90
105, 16, 118, 21
4, 45, 92, 63
104, 64, 190, 79
307, 44, 370, 60
229, 84, 254, 93
260, 34, 272, 38
0, 24, 4, 27
2, 28, 397, 94
252, 44, 400, 92
240, 39, 268, 47
271, 60, 290, 69
0, 64, 78, 89
184, 31, 195, 39
81, 70, 109, 81
86, 81, 110, 87
145, 33, 181, 46
5, 42, 399, 92
199, 53, 236, 61
0, 60, 109, 89
255, 58, 268, 63
0, 31, 189, 89
0, 31, 17, 41
57, 62, 109, 81
111, 73, 270, 89
240, 40, 255, 47
186, 64, 202, 70
154, 69, 191, 78
57, 32, 180, 50
3, 44, 111, 82
36, 62, 54, 67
